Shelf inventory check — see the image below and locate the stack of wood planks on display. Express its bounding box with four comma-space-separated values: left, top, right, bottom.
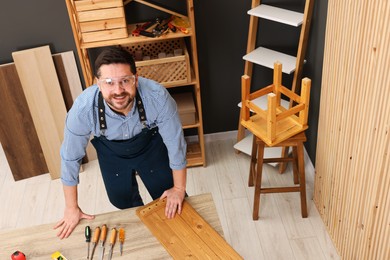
0, 46, 96, 181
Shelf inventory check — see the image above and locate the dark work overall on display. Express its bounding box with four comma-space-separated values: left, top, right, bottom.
91, 91, 173, 209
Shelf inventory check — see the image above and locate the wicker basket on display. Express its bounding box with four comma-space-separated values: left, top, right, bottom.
122, 39, 191, 87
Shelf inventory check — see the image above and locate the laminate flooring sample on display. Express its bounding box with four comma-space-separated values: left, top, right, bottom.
12, 46, 68, 179
0, 63, 48, 180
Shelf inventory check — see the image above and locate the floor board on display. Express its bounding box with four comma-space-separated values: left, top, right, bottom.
0, 134, 340, 260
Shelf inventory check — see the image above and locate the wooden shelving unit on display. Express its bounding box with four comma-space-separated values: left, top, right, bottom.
235, 0, 314, 165
65, 0, 206, 167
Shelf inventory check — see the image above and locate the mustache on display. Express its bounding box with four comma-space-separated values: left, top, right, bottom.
112, 92, 131, 98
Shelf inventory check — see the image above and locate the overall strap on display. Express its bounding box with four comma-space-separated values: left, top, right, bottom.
97, 90, 149, 135
98, 91, 107, 135
135, 90, 148, 128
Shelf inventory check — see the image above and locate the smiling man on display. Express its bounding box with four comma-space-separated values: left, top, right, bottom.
54, 46, 187, 239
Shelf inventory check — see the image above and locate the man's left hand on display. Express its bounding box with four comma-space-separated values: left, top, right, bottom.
160, 186, 186, 219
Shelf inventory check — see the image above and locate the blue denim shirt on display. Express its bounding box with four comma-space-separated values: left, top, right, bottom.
60, 77, 187, 186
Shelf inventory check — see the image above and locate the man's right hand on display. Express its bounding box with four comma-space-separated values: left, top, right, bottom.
53, 206, 95, 239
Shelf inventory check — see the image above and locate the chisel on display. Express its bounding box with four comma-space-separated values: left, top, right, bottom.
90, 226, 101, 260
118, 228, 125, 256
85, 226, 91, 259
98, 224, 107, 260
108, 228, 117, 260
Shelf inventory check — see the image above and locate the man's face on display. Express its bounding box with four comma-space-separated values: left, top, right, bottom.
97, 63, 137, 116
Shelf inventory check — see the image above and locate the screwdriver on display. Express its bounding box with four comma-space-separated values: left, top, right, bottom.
85, 226, 91, 259
108, 228, 117, 260
90, 226, 101, 260
98, 224, 107, 260
118, 228, 125, 256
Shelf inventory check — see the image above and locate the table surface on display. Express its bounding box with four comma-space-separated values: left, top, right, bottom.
0, 193, 223, 260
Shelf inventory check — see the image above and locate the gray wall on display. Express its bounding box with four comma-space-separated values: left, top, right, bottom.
0, 0, 328, 165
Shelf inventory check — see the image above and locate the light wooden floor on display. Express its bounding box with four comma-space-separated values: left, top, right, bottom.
0, 132, 340, 260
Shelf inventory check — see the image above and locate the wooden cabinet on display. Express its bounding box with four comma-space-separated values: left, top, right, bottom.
65, 0, 205, 167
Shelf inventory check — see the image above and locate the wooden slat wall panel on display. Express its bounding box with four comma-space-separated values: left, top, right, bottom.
0, 64, 48, 180
314, 0, 390, 259
12, 46, 68, 180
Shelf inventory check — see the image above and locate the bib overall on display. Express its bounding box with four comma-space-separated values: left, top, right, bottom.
91, 91, 173, 209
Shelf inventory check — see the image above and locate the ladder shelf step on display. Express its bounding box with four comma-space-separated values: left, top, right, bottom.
248, 4, 304, 27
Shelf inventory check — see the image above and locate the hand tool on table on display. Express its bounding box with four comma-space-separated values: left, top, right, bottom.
98, 224, 108, 260
90, 226, 101, 260
118, 228, 125, 256
108, 228, 117, 260
85, 226, 91, 259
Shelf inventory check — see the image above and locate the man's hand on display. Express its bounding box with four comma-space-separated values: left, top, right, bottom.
160, 186, 186, 219
53, 206, 95, 239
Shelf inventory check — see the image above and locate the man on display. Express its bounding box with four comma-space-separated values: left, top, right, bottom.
54, 46, 187, 239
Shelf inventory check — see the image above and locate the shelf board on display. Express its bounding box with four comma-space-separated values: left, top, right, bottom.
243, 47, 305, 74
248, 4, 303, 27
186, 142, 204, 167
81, 23, 192, 49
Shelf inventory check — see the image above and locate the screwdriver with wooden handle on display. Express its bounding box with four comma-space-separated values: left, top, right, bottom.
90, 226, 100, 260
118, 228, 125, 256
108, 228, 117, 260
98, 224, 107, 260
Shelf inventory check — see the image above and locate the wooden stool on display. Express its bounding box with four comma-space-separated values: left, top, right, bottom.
249, 131, 308, 220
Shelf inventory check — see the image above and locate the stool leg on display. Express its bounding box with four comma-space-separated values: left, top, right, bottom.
297, 142, 308, 218
253, 141, 265, 220
279, 146, 289, 174
248, 135, 258, 187
292, 146, 299, 185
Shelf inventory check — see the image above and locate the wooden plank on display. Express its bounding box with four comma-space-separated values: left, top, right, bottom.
77, 7, 125, 22
79, 17, 126, 33
137, 198, 243, 259
75, 0, 124, 12
52, 51, 97, 162
0, 63, 48, 180
12, 46, 68, 180
82, 27, 128, 43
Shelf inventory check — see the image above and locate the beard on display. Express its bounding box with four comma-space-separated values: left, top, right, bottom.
105, 91, 134, 114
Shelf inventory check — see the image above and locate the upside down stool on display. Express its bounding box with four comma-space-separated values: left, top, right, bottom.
240, 62, 311, 220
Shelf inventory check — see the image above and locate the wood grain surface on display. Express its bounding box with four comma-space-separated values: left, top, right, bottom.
12, 46, 68, 179
0, 193, 222, 260
137, 198, 243, 259
0, 63, 48, 180
53, 51, 97, 162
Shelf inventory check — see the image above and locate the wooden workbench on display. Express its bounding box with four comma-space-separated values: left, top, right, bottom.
0, 193, 223, 259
